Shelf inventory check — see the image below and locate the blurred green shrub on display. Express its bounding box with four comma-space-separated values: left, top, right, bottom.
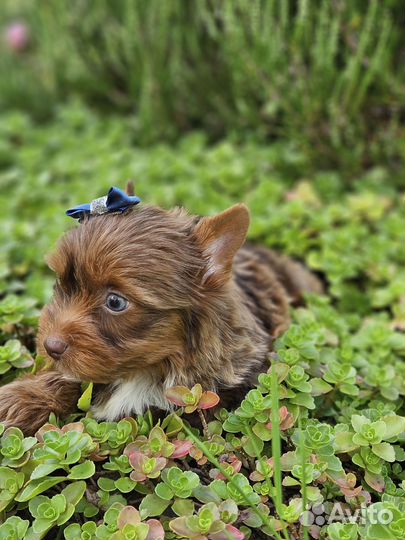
0, 0, 403, 176
0, 103, 403, 316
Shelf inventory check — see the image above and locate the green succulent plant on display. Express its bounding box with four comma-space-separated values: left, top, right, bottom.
108, 418, 137, 449
236, 389, 272, 421
327, 522, 359, 540
0, 466, 25, 511
0, 516, 29, 540
29, 493, 69, 534
125, 425, 174, 459
352, 447, 383, 474
169, 501, 243, 540
0, 427, 36, 467
125, 449, 167, 483
33, 428, 94, 466
0, 295, 38, 331
303, 422, 334, 452
64, 521, 97, 540
94, 502, 122, 538
286, 365, 312, 392
280, 499, 303, 524
324, 361, 359, 396
155, 466, 200, 500
83, 418, 114, 443
166, 384, 220, 414
0, 339, 34, 374
211, 474, 261, 507
28, 482, 86, 536
275, 324, 320, 361
351, 415, 386, 446
103, 454, 133, 474
291, 463, 316, 484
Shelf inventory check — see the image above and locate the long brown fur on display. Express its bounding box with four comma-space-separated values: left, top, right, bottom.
0, 202, 322, 434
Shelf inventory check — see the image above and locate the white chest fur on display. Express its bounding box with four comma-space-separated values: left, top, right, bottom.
92, 372, 175, 421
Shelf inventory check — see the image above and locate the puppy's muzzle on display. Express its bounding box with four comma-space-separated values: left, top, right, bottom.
44, 336, 68, 360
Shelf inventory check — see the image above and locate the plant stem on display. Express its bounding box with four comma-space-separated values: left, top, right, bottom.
271, 366, 283, 517
298, 418, 309, 540
197, 409, 209, 439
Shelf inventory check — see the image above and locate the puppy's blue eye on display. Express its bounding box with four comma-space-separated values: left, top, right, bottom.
106, 293, 128, 312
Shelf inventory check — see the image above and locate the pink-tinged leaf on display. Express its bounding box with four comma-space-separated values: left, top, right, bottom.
130, 470, 147, 482
169, 517, 195, 538
216, 457, 242, 480
88, 447, 108, 462
341, 485, 363, 499
278, 406, 289, 421
130, 455, 167, 481
146, 519, 165, 540
172, 439, 193, 459
62, 422, 84, 433
280, 414, 295, 431
228, 457, 242, 475
198, 391, 220, 410
364, 471, 385, 493
210, 524, 244, 540
35, 424, 60, 442
272, 519, 285, 532
155, 457, 168, 473
123, 442, 138, 458
280, 451, 296, 470
166, 386, 192, 407
333, 471, 361, 498
189, 445, 207, 465
118, 506, 141, 528
309, 525, 321, 539
249, 470, 264, 482
127, 450, 144, 470
267, 406, 294, 431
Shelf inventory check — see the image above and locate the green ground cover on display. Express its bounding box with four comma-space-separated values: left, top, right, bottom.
0, 104, 404, 539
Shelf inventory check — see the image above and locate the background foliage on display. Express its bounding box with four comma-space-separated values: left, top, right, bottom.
0, 0, 404, 176
0, 1, 404, 539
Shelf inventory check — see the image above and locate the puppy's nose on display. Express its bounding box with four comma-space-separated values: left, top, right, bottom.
44, 337, 68, 359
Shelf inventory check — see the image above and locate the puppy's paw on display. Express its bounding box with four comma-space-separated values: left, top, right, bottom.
0, 383, 51, 434
0, 372, 81, 435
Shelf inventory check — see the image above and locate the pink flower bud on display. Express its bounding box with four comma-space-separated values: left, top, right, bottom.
4, 22, 29, 52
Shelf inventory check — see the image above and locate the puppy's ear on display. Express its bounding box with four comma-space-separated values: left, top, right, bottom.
125, 180, 135, 196
193, 204, 250, 288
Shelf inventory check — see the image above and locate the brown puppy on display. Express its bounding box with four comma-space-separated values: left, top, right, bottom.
0, 194, 322, 434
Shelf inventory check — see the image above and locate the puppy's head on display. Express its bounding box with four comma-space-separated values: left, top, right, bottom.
37, 202, 249, 383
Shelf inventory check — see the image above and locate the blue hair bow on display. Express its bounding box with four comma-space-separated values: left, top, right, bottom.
66, 187, 141, 220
